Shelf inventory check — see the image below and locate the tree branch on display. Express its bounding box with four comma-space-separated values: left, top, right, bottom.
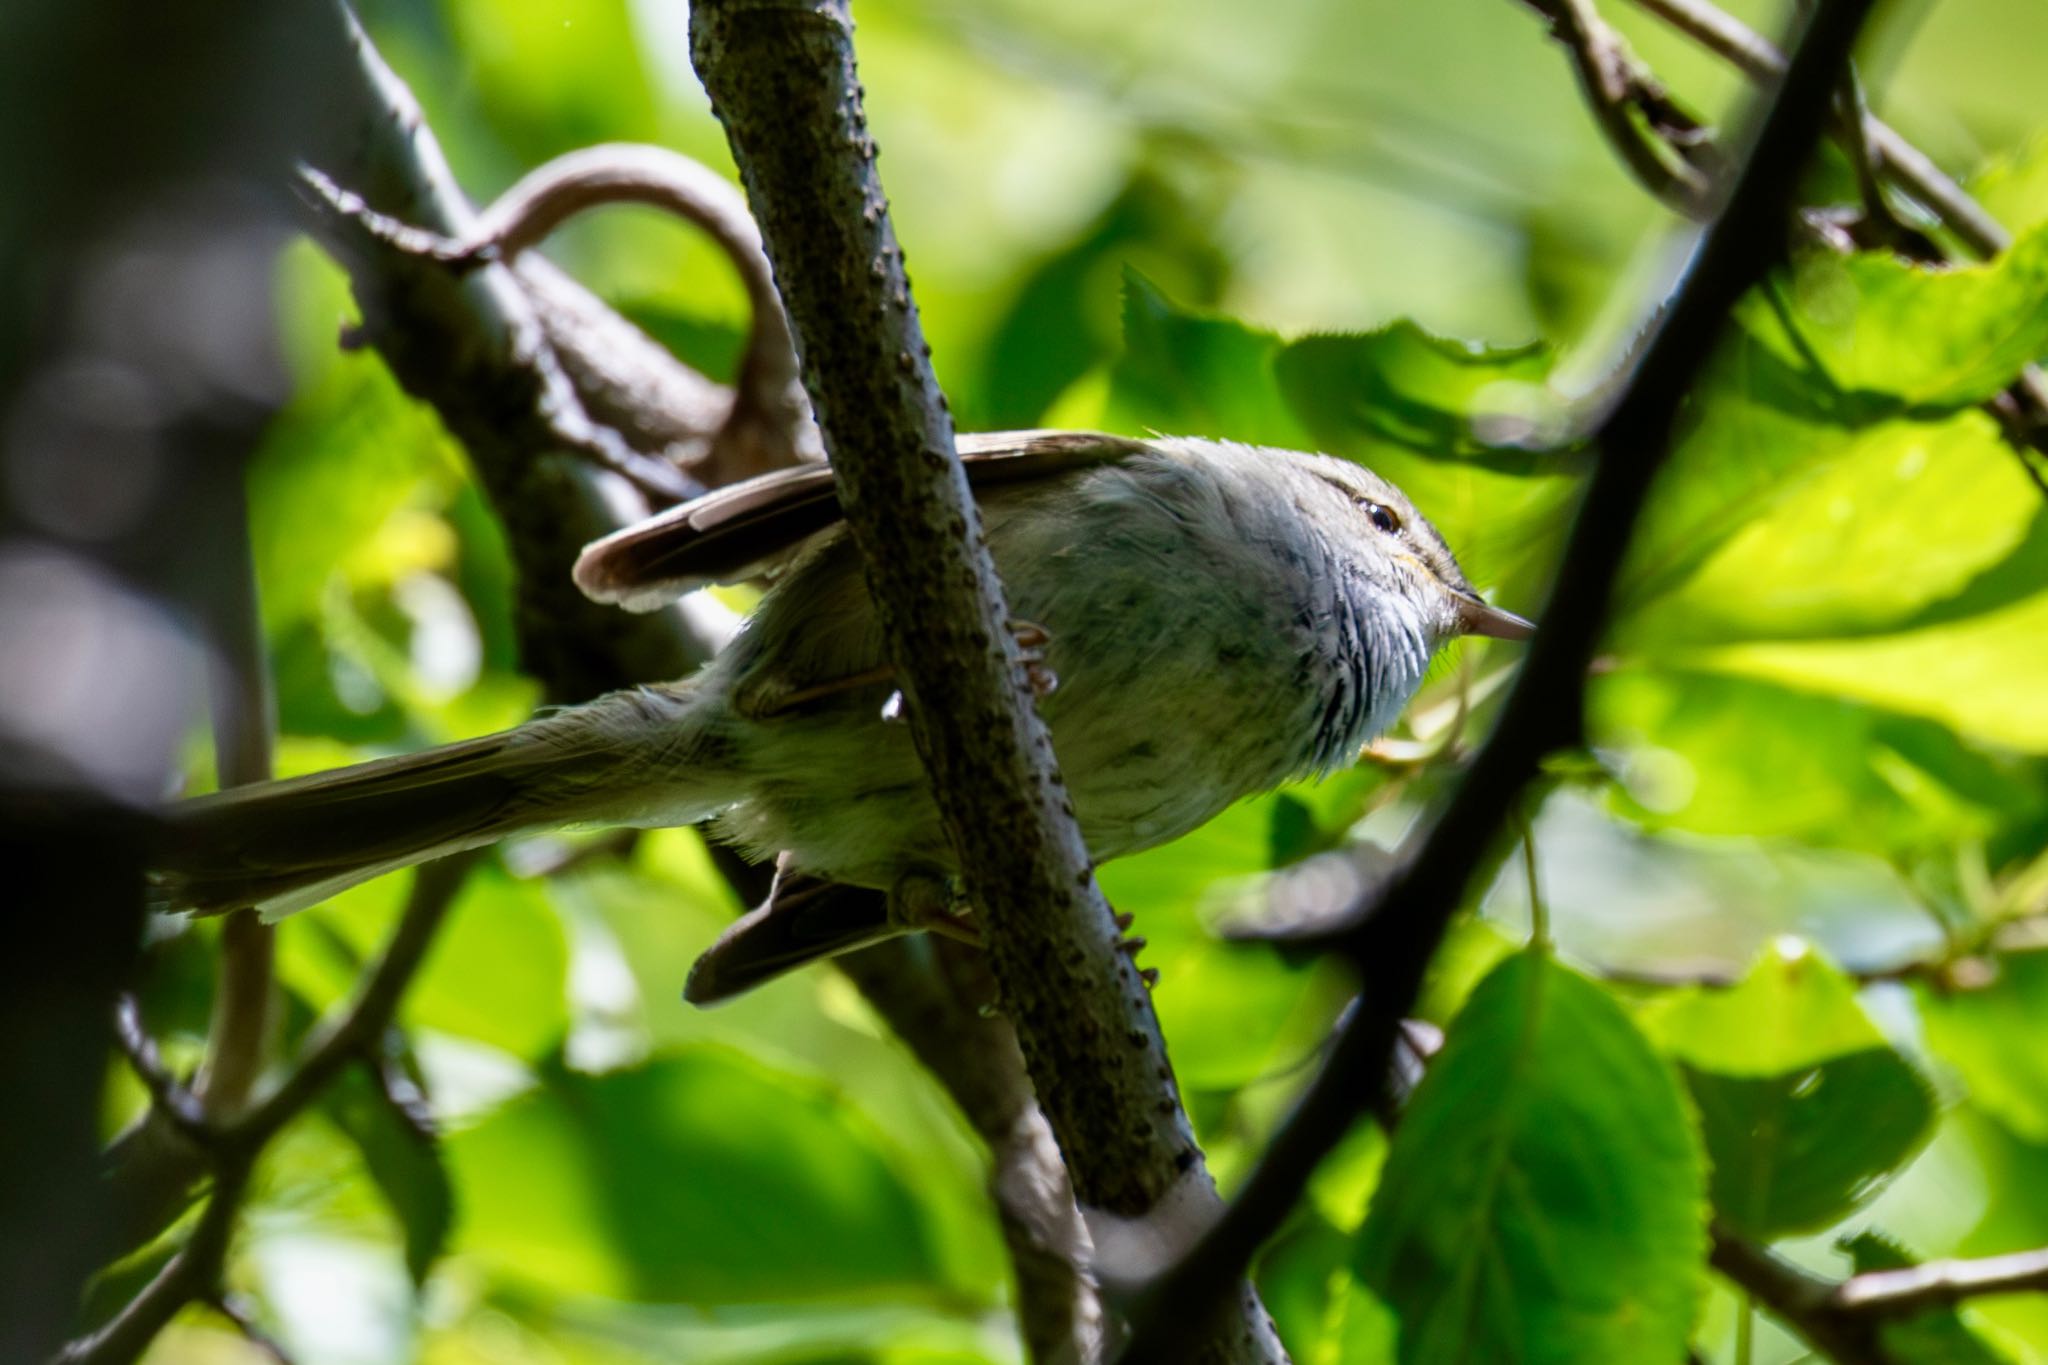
195, 475, 277, 1119
59, 855, 477, 1365
685, 3, 1282, 1359
1114, 5, 1879, 1358
1623, 0, 2012, 255
1615, 0, 2048, 498
262, 10, 1108, 1358
1518, 0, 1718, 216
840, 936, 1102, 1362
1834, 1245, 2048, 1317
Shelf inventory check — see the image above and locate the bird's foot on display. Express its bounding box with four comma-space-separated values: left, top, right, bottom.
877, 620, 1055, 724
1009, 619, 1058, 699
887, 871, 983, 947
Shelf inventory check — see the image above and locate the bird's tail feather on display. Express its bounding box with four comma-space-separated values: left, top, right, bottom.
684, 875, 897, 1005
155, 682, 720, 918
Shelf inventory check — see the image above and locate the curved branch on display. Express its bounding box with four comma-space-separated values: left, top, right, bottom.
1522, 0, 1717, 216
450, 144, 823, 487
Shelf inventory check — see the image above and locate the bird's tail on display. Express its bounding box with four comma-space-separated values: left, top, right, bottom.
154, 682, 727, 918
684, 874, 897, 1005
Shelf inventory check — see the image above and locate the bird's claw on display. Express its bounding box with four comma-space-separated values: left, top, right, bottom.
1010, 619, 1058, 699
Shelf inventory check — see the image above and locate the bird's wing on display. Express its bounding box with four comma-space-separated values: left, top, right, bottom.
573, 429, 1152, 610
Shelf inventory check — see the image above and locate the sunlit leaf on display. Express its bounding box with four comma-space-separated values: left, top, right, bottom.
1622, 413, 2044, 646
1356, 950, 1704, 1365
1735, 227, 2048, 410
1591, 665, 2048, 855
1637, 938, 1883, 1075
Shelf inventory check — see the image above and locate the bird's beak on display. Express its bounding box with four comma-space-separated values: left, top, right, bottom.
1454, 594, 1535, 641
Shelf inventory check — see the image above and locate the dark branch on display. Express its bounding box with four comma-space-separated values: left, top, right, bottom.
1612, 0, 2048, 496
686, 2, 1281, 1359
1114, 5, 1879, 1358
1709, 1227, 1889, 1365
63, 856, 479, 1365
1623, 0, 2011, 255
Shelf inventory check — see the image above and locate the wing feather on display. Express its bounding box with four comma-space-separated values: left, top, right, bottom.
573, 430, 1151, 610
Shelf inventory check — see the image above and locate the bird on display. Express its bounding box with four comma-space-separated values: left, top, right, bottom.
152, 430, 1532, 1001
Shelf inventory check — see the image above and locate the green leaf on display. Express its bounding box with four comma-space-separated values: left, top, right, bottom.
1259, 1212, 1399, 1365
1273, 326, 1573, 601
1109, 267, 1310, 446
1683, 587, 2048, 753
1838, 1231, 2013, 1365
283, 863, 571, 1061
325, 1063, 454, 1286
1734, 228, 2048, 410
1590, 666, 2048, 856
446, 1047, 944, 1304
401, 865, 571, 1059
1922, 951, 2048, 1143
1972, 134, 2048, 238
1637, 938, 1885, 1076
1686, 1048, 1935, 1240
1621, 413, 2044, 647
1356, 950, 1705, 1365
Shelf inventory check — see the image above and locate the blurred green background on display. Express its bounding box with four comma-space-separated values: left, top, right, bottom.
124, 0, 2048, 1361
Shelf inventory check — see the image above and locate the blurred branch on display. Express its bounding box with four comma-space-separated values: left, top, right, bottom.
840, 936, 1101, 1362
1617, 0, 2048, 498
1623, 0, 2010, 255
687, 3, 1282, 1361
1835, 1245, 2048, 1316
1706, 1224, 2048, 1362
196, 477, 277, 1119
1115, 5, 1878, 1359
1595, 919, 2048, 993
59, 855, 477, 1365
1515, 0, 1718, 216
201, 1294, 294, 1365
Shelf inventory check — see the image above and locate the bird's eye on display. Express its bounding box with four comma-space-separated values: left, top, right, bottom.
1362, 501, 1401, 535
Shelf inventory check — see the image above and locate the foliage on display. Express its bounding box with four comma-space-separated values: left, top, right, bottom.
118, 1, 2048, 1363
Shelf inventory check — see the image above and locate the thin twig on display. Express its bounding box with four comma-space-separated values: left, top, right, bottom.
62, 857, 478, 1365
195, 479, 277, 1118
1517, 0, 1717, 215
54, 1165, 251, 1365
1623, 0, 2011, 256
1709, 1227, 1889, 1364
1833, 1245, 2048, 1316
230, 855, 477, 1147
1115, 5, 1879, 1358
112, 996, 212, 1142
